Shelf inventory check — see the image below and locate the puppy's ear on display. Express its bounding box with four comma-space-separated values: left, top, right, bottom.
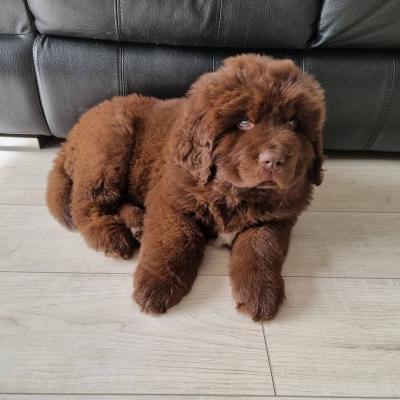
309, 155, 324, 186
308, 139, 324, 186
174, 106, 215, 185
173, 72, 220, 184
301, 74, 326, 186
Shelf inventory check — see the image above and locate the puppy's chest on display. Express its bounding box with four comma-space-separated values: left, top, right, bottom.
212, 231, 238, 247
199, 201, 262, 247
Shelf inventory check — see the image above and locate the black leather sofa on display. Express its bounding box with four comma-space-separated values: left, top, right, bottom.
1, 0, 399, 151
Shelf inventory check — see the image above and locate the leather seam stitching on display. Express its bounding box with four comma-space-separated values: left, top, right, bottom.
308, 0, 324, 48
116, 0, 124, 95
0, 33, 33, 36
114, 0, 121, 41
21, 0, 36, 34
114, 0, 121, 96
364, 56, 396, 150
31, 35, 51, 134
117, 45, 122, 96
118, 0, 123, 41
215, 0, 224, 46
121, 45, 125, 95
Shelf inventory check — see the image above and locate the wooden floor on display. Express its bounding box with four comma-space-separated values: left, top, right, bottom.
1, 138, 400, 399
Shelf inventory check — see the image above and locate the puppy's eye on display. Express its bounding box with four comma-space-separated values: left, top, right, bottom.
286, 118, 297, 130
237, 119, 254, 131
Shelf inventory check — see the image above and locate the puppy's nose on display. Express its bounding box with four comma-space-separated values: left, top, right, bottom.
259, 150, 286, 170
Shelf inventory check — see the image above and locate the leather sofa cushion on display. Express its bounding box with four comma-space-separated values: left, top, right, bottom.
369, 54, 400, 151
33, 36, 399, 151
0, 0, 32, 34
27, 0, 319, 49
314, 0, 400, 48
33, 36, 211, 137
0, 35, 49, 135
304, 50, 397, 151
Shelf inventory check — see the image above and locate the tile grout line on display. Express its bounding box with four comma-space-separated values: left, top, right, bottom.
261, 323, 277, 396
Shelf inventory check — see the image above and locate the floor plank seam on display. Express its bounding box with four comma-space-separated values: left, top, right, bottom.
282, 275, 400, 280
2, 204, 400, 214
307, 210, 400, 214
0, 203, 47, 207
261, 324, 277, 396
1, 271, 400, 281
2, 204, 400, 215
1, 393, 399, 398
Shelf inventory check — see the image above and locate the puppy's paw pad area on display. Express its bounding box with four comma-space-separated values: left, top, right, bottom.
118, 204, 144, 241
119, 204, 144, 223
232, 277, 285, 322
133, 268, 188, 314
104, 228, 137, 259
83, 221, 137, 259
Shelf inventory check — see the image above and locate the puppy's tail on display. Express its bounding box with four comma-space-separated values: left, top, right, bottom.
46, 145, 75, 230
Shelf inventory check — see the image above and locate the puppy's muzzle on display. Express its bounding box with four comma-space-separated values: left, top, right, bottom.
258, 150, 286, 171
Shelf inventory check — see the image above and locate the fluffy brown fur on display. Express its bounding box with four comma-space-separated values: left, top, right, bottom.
47, 54, 325, 321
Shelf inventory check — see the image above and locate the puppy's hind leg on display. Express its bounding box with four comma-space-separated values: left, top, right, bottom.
69, 96, 146, 259
46, 144, 75, 230
79, 211, 137, 259
72, 175, 138, 259
71, 165, 138, 259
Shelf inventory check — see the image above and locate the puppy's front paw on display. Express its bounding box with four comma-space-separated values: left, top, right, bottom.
133, 267, 188, 314
232, 272, 285, 321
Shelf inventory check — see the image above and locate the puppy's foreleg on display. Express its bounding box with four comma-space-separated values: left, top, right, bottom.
229, 220, 294, 321
133, 201, 205, 314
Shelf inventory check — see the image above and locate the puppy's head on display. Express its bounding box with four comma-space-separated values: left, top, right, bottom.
175, 54, 325, 190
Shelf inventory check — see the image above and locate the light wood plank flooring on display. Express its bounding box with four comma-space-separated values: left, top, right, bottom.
0, 139, 400, 398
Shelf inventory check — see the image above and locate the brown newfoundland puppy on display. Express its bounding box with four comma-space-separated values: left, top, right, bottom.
47, 54, 325, 321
